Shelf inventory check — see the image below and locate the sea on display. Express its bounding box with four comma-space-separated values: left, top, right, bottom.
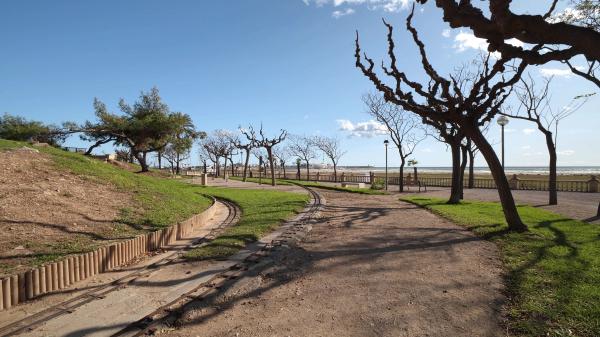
338, 166, 600, 176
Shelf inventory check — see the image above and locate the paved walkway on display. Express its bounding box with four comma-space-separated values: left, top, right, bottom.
164, 190, 505, 337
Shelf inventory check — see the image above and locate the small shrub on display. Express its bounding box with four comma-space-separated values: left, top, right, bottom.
371, 177, 384, 190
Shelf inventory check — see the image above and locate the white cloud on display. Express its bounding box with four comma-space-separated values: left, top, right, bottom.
441, 29, 451, 38
538, 66, 585, 78
454, 31, 488, 52
558, 149, 575, 156
453, 31, 523, 58
522, 128, 536, 135
332, 8, 355, 18
337, 119, 388, 137
304, 0, 413, 13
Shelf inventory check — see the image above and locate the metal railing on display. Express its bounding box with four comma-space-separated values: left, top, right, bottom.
226, 170, 599, 193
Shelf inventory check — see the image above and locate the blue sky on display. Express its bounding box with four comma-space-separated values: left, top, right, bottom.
1, 0, 598, 167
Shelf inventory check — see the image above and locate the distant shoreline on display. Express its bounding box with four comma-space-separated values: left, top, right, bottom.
332, 166, 600, 176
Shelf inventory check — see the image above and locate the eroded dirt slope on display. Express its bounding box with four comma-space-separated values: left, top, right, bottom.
0, 147, 133, 276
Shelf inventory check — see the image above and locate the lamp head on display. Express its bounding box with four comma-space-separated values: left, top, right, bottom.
497, 115, 509, 126
383, 139, 389, 146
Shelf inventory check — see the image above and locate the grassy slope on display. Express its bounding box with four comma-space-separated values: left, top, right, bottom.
1, 139, 212, 264
184, 187, 308, 260
229, 176, 386, 195
2, 139, 309, 267
403, 196, 600, 337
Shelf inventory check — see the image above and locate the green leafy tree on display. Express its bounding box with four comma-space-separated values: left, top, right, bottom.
81, 87, 193, 172
0, 113, 66, 146
162, 113, 200, 174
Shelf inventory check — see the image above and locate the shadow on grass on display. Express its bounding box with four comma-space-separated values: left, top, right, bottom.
404, 196, 600, 337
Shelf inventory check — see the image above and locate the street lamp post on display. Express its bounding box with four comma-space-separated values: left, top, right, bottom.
497, 115, 510, 169
384, 139, 389, 191
258, 155, 263, 185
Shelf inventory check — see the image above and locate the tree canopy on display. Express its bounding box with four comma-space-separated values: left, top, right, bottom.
0, 113, 66, 146
80, 87, 196, 172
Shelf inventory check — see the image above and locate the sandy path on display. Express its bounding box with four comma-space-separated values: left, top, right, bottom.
164, 190, 505, 337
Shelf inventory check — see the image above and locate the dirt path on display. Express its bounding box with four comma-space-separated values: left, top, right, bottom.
164, 190, 505, 337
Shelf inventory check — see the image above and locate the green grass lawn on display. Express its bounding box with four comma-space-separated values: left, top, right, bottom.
184, 187, 308, 260
229, 175, 294, 185
403, 196, 600, 337
229, 175, 386, 195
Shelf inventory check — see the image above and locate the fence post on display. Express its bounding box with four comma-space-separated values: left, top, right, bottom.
587, 175, 599, 193
369, 171, 374, 184
340, 172, 345, 183
509, 174, 520, 190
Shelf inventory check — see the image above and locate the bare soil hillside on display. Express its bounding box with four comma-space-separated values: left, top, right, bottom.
0, 147, 134, 277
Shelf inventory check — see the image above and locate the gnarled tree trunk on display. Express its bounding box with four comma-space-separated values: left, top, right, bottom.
242, 148, 250, 182
468, 148, 475, 189
305, 161, 310, 180
399, 157, 406, 192
459, 144, 468, 200
543, 131, 558, 205
267, 148, 276, 186
133, 150, 150, 172
333, 164, 338, 183
448, 142, 462, 204
466, 128, 527, 232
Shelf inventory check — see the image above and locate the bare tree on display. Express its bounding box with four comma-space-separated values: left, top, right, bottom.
288, 135, 316, 179
502, 74, 594, 205
200, 130, 233, 177
463, 122, 498, 191
415, 0, 600, 87
312, 136, 346, 182
363, 93, 425, 192
250, 125, 287, 186
355, 6, 528, 230
241, 125, 287, 186
251, 147, 268, 182
163, 145, 191, 175
273, 146, 290, 178
465, 138, 479, 189
423, 121, 467, 203
234, 127, 256, 182
198, 148, 209, 174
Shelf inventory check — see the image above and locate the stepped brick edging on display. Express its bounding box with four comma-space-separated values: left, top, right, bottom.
0, 198, 217, 311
